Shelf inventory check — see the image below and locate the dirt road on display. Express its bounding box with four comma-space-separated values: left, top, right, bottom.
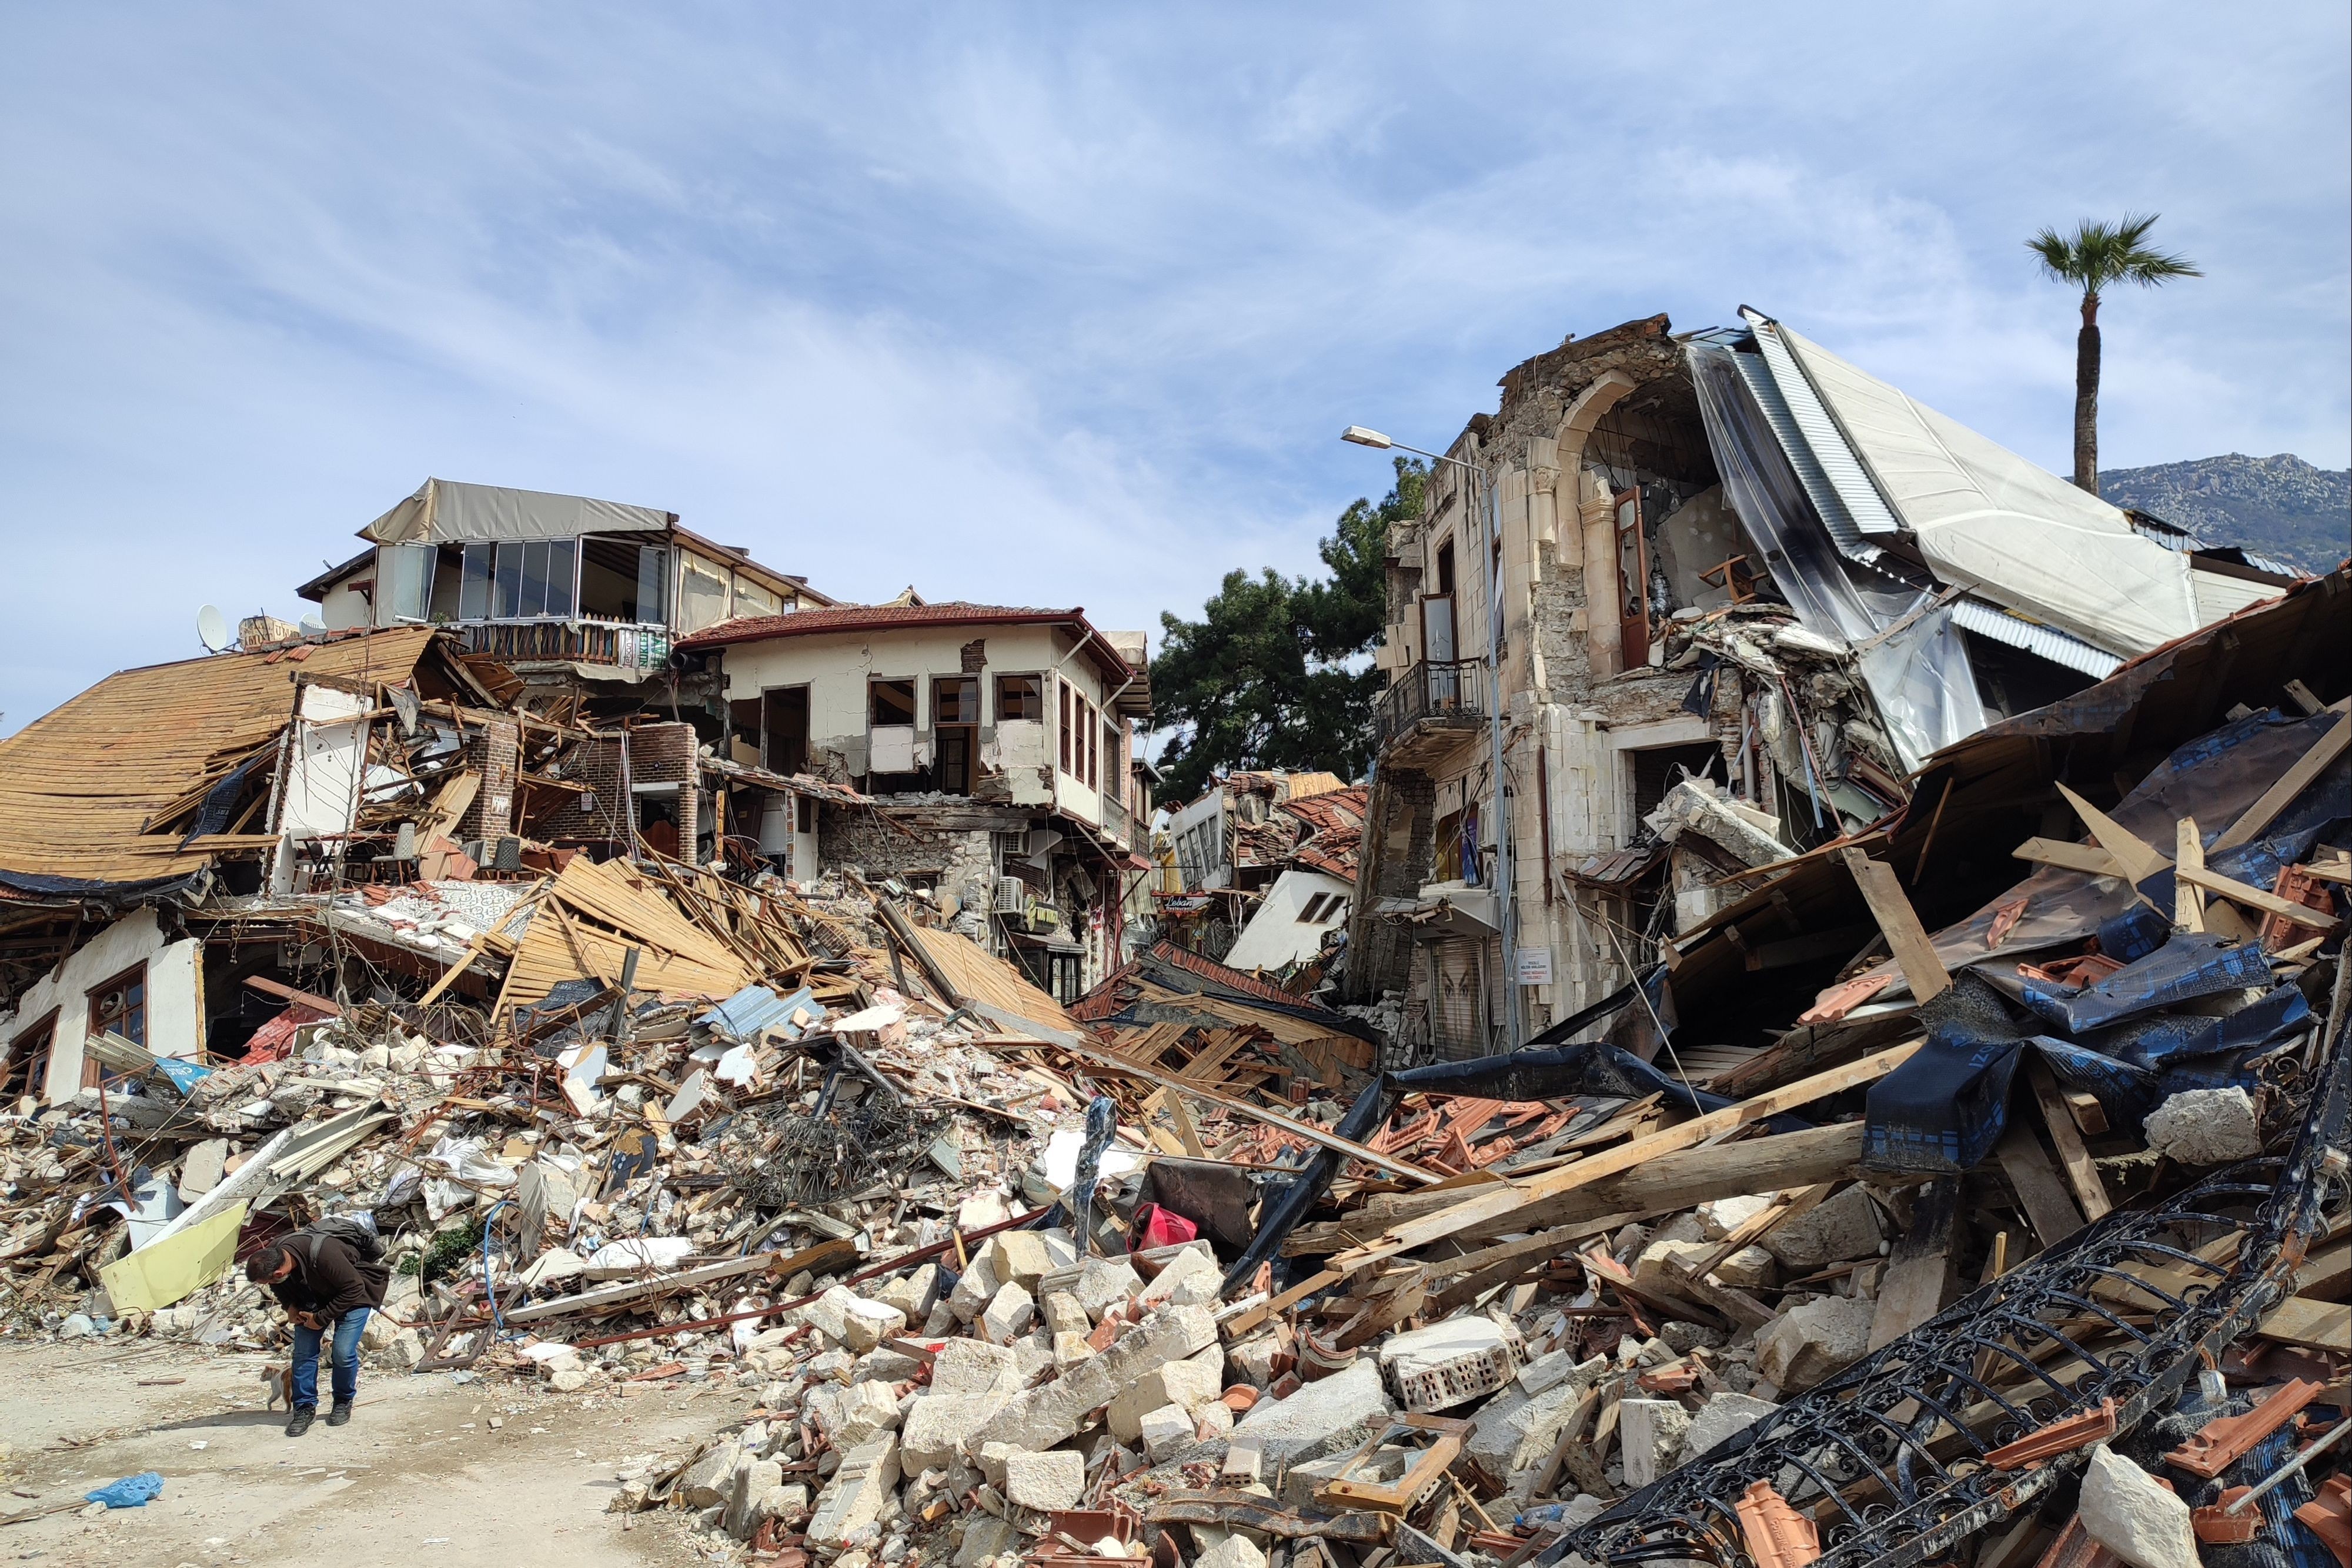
0, 1337, 739, 1567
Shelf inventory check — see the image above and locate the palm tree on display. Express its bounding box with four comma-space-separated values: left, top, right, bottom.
2027, 215, 2201, 493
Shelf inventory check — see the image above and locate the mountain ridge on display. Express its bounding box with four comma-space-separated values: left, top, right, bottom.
2099, 452, 2348, 574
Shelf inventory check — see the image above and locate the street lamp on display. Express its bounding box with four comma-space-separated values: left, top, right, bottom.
1341, 424, 1523, 1051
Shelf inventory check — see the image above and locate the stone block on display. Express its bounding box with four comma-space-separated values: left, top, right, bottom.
1710, 1245, 1779, 1289
2079, 1445, 2197, 1568
1228, 1332, 1283, 1387
1755, 1296, 1875, 1392
988, 1231, 1055, 1293
980, 1282, 1038, 1345
856, 1347, 923, 1385
1135, 1243, 1220, 1309
1230, 1358, 1394, 1467
1196, 1534, 1267, 1568
1040, 1291, 1090, 1336
976, 1305, 1217, 1453
956, 1516, 1021, 1568
726, 1458, 784, 1538
1051, 1330, 1095, 1369
841, 1295, 908, 1354
877, 1263, 936, 1321
933, 1337, 1023, 1396
1680, 1392, 1778, 1463
1760, 1186, 1883, 1272
797, 1285, 863, 1345
1696, 1193, 1773, 1241
1108, 1352, 1226, 1440
1036, 1255, 1140, 1322
1618, 1399, 1690, 1486
680, 1440, 744, 1507
2144, 1088, 2261, 1167
1003, 1448, 1085, 1512
825, 1379, 905, 1449
900, 1391, 1011, 1472
1139, 1402, 1195, 1463
806, 1435, 902, 1549
948, 1253, 1003, 1323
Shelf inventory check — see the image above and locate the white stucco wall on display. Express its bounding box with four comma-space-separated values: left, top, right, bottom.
0, 909, 204, 1105
1224, 868, 1354, 972
714, 623, 1127, 824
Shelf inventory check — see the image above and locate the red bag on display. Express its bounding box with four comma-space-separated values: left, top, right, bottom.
1131, 1203, 1198, 1251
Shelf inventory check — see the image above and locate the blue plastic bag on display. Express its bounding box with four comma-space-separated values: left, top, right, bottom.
84, 1470, 164, 1509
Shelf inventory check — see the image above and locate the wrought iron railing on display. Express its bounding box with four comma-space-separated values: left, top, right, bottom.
1375, 659, 1485, 747
452, 620, 672, 670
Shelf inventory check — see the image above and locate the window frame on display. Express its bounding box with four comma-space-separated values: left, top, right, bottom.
4, 1011, 57, 1103
868, 677, 918, 730
995, 673, 1044, 724
1058, 681, 1074, 774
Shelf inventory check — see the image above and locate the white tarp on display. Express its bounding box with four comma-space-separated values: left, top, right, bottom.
362, 477, 672, 544
1762, 317, 2205, 658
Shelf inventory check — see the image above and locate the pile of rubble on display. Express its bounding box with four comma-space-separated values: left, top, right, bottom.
0, 580, 2347, 1568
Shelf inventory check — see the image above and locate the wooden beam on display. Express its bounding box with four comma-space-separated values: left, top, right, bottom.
2175, 818, 2206, 932
1839, 848, 1949, 1002
1993, 1124, 2085, 1254
1869, 1177, 1960, 1350
2178, 864, 2344, 930
1327, 1042, 1919, 1272
2013, 838, 2124, 878
2211, 708, 2351, 854
1220, 1268, 1339, 1340
1690, 1182, 1836, 1280
2026, 1062, 2111, 1222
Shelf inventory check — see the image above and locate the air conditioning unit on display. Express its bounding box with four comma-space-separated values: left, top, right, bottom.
994, 877, 1025, 915
1026, 904, 1063, 933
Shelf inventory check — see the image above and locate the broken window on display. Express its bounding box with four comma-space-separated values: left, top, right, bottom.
763, 686, 809, 775
373, 543, 434, 626
83, 964, 145, 1086
1297, 891, 1344, 923
3, 1012, 55, 1104
996, 674, 1043, 722
459, 544, 495, 620
577, 537, 670, 625
934, 677, 978, 794
677, 556, 730, 633
869, 678, 916, 727
1615, 488, 1651, 667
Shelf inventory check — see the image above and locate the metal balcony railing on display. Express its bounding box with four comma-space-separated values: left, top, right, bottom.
1375, 659, 1485, 748
1101, 795, 1132, 849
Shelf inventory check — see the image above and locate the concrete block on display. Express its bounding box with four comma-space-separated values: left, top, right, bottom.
1681, 1392, 1779, 1463
806, 1435, 902, 1549
1618, 1399, 1690, 1487
2079, 1445, 2197, 1568
2144, 1088, 2261, 1166
1760, 1186, 1882, 1272
1755, 1295, 1875, 1392
980, 1282, 1037, 1345
1230, 1358, 1394, 1467
1379, 1315, 1522, 1411
841, 1295, 908, 1354
1003, 1448, 1085, 1512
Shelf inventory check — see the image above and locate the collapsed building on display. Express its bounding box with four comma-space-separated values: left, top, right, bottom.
1158, 773, 1369, 984
1346, 312, 2311, 1064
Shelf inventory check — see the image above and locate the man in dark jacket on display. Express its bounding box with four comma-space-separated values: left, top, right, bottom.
246, 1231, 392, 1436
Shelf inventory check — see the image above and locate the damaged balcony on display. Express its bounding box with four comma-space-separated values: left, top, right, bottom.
1375, 657, 1487, 767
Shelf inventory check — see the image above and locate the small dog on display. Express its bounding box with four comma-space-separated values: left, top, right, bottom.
260, 1364, 293, 1412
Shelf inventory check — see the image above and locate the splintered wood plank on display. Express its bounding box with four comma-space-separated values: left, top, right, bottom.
2179, 864, 2345, 930
2054, 784, 2172, 884
2026, 1062, 2111, 1222
1870, 1176, 1960, 1350
2013, 838, 2124, 878
1839, 847, 1949, 1003
1994, 1124, 2086, 1254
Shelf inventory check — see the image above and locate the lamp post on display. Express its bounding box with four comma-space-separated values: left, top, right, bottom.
1341, 426, 1523, 1050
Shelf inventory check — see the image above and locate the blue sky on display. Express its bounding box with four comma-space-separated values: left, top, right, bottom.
2, 2, 2346, 734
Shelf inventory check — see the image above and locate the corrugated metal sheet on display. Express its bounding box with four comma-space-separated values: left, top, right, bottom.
1741, 312, 1903, 542
1949, 597, 2122, 679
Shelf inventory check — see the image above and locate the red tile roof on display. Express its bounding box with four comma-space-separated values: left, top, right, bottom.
675, 601, 1135, 684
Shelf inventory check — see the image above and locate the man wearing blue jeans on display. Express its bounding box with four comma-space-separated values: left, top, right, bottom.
246, 1232, 390, 1437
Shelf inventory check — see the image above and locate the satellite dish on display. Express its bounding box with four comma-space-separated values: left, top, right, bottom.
196, 604, 232, 653
298, 613, 328, 636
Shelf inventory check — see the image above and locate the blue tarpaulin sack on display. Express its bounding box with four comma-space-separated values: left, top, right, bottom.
2018, 931, 2274, 1035
85, 1471, 163, 1508
1865, 972, 2029, 1174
